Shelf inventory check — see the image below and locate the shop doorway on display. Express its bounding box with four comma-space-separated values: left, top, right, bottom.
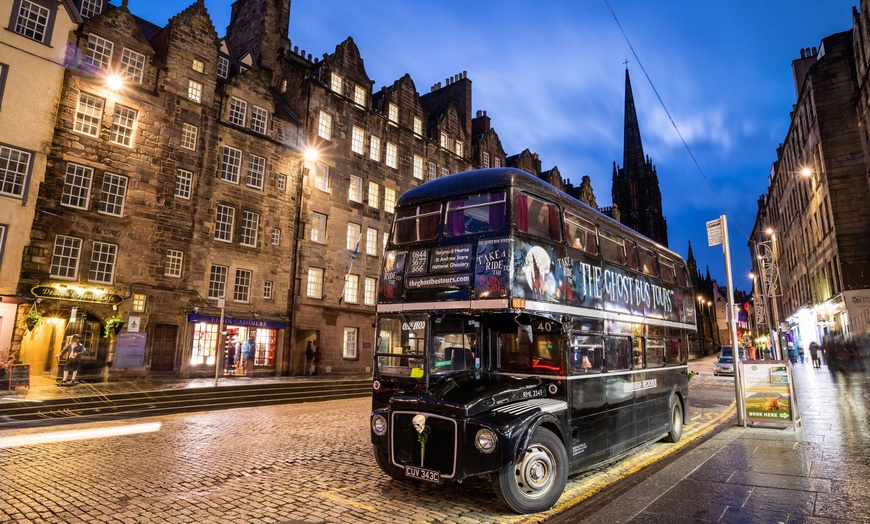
296, 330, 319, 376
151, 324, 178, 372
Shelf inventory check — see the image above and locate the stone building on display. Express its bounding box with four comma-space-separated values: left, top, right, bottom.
611, 68, 668, 248
750, 25, 870, 351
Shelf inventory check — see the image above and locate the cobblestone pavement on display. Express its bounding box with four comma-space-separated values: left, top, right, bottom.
0, 371, 734, 524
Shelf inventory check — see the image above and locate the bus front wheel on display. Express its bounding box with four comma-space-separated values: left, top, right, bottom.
373, 445, 406, 481
663, 399, 683, 443
492, 427, 568, 514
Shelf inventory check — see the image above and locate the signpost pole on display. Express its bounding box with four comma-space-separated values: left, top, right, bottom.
707, 216, 745, 426
214, 299, 226, 387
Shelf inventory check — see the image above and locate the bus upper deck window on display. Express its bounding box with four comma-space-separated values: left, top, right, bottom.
659, 258, 676, 284
565, 212, 599, 255
394, 202, 442, 244
444, 191, 506, 237
515, 193, 561, 241
599, 230, 626, 266
675, 264, 689, 287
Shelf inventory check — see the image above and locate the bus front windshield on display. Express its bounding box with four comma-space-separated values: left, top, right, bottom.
375, 316, 478, 379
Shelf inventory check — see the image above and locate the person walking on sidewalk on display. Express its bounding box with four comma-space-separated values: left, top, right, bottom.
58, 334, 85, 385
241, 332, 256, 377
809, 341, 821, 368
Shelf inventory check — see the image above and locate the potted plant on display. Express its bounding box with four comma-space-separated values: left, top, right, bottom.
20, 306, 42, 332
104, 312, 125, 337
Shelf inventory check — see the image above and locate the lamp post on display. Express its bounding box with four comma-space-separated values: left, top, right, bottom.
755, 235, 782, 360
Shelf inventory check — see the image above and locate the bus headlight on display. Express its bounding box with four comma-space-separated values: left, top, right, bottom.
474, 428, 497, 453
371, 414, 388, 436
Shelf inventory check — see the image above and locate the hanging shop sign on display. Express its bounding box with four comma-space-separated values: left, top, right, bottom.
187, 313, 286, 330
31, 285, 124, 305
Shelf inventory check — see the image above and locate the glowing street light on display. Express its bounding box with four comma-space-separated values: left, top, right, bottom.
106, 74, 124, 91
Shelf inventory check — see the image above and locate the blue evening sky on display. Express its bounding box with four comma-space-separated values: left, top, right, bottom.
130, 0, 858, 292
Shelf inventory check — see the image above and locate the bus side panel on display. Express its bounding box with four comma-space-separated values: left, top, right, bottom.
605, 374, 636, 455
634, 372, 650, 442
647, 369, 675, 438
569, 376, 609, 467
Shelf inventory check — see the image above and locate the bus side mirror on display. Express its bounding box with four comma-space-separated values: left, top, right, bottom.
518, 325, 533, 345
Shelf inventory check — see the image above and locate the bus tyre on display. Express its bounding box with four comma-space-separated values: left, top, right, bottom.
492, 427, 567, 514
663, 399, 683, 443
373, 445, 406, 481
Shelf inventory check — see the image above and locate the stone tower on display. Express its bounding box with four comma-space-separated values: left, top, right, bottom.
611, 68, 668, 247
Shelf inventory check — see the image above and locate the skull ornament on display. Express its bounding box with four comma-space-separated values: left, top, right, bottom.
412, 414, 427, 434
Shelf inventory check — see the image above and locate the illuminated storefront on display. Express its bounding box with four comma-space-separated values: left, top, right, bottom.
186, 313, 284, 375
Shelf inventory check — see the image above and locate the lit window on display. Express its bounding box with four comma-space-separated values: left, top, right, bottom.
14, 1, 50, 43
80, 0, 104, 18
385, 142, 398, 168
175, 169, 193, 199
50, 235, 82, 279
120, 48, 145, 83
0, 145, 32, 199
440, 167, 449, 178
215, 204, 235, 242
276, 174, 287, 192
240, 210, 259, 247
367, 182, 379, 208
344, 274, 359, 304
271, 228, 281, 246
263, 280, 273, 300
251, 106, 267, 134
109, 105, 137, 147
229, 97, 247, 126
349, 175, 363, 203
98, 173, 127, 217
364, 277, 376, 306
330, 72, 342, 93
440, 133, 448, 149
218, 57, 229, 78
165, 250, 183, 277
343, 327, 358, 358
132, 293, 146, 312
188, 80, 203, 102
413, 155, 424, 180
208, 264, 228, 298
314, 164, 329, 192
234, 268, 252, 302
88, 241, 117, 284
428, 162, 437, 181
413, 117, 423, 136
347, 223, 361, 251
366, 228, 378, 256
351, 126, 365, 155
369, 136, 381, 162
181, 123, 197, 150
85, 34, 113, 70
219, 146, 242, 183
307, 267, 323, 298
454, 141, 463, 156
318, 111, 332, 140
388, 103, 399, 125
353, 85, 366, 107
247, 154, 265, 189
192, 59, 204, 73
74, 93, 104, 137
310, 212, 327, 243
60, 163, 93, 210
384, 187, 396, 214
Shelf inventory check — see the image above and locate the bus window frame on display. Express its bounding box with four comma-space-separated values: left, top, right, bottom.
514, 192, 562, 242
393, 202, 443, 244
599, 229, 627, 266
659, 257, 677, 284
564, 211, 599, 255
443, 191, 507, 238
569, 334, 604, 374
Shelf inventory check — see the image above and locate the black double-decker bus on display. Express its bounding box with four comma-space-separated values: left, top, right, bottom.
371, 168, 695, 513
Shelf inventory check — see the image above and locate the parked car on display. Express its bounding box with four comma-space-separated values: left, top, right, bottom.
713, 355, 734, 376
719, 345, 747, 361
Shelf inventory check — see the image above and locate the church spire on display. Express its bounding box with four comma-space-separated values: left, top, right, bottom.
622, 67, 645, 176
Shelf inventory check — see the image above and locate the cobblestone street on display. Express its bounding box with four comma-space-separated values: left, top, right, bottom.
0, 376, 733, 524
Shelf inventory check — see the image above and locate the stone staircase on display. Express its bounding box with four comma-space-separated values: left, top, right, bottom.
0, 379, 372, 427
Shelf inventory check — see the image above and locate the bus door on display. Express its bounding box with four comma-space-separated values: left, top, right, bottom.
567, 334, 609, 467
604, 335, 636, 455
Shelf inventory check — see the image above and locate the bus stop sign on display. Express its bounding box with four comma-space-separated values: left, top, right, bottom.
706, 219, 723, 247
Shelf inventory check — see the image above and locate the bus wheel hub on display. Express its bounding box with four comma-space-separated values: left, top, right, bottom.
518, 446, 553, 493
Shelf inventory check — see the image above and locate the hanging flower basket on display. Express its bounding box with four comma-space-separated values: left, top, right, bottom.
21, 307, 42, 332
104, 313, 126, 338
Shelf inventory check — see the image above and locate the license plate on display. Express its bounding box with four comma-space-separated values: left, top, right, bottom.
405, 465, 440, 483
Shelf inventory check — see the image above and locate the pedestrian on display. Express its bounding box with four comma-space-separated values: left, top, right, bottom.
787, 345, 796, 363
305, 341, 315, 376
809, 341, 821, 368
241, 332, 256, 377
58, 334, 85, 385
225, 337, 236, 375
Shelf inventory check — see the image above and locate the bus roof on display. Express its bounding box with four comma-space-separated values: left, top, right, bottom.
398, 167, 685, 262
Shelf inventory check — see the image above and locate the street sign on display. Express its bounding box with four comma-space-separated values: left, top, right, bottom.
706, 219, 722, 246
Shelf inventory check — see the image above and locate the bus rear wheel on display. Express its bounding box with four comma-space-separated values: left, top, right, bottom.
492, 427, 567, 514
663, 399, 683, 443
373, 445, 406, 481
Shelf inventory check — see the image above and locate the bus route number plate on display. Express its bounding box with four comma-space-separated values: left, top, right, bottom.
405, 465, 440, 483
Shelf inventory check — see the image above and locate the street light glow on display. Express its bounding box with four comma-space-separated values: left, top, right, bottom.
303, 148, 319, 162
800, 167, 813, 177
106, 74, 124, 91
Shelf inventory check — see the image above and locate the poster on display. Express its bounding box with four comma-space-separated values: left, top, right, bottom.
741, 360, 796, 425
115, 332, 147, 369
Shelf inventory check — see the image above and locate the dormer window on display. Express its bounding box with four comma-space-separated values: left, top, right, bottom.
218, 57, 229, 78
413, 117, 423, 136
354, 85, 366, 107
331, 72, 343, 94
388, 103, 399, 126
440, 133, 448, 149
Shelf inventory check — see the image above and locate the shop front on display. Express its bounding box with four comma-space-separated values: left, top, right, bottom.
184, 313, 285, 377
